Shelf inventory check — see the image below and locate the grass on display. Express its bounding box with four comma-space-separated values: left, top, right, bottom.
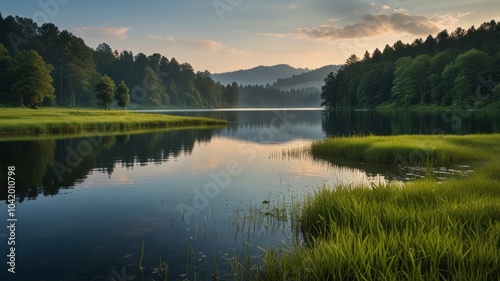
311, 134, 500, 168
0, 107, 227, 136
255, 134, 500, 280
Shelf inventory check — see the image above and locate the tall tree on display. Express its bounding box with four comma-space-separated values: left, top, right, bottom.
0, 43, 12, 97
406, 54, 432, 104
95, 75, 115, 109
115, 80, 130, 109
10, 50, 55, 108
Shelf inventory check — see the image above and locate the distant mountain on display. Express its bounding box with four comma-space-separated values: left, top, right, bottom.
210, 64, 309, 86
272, 65, 341, 91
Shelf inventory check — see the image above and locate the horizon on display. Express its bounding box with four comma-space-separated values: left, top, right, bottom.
2, 0, 499, 73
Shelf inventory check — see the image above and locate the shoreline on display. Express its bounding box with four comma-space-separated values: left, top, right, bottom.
0, 107, 227, 137
255, 134, 500, 280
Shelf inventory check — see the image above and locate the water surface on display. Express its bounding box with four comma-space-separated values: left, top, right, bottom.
1, 109, 498, 280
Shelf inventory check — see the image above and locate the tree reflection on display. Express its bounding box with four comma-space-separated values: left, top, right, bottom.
0, 128, 216, 201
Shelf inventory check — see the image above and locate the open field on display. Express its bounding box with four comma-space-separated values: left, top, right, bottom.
255, 134, 500, 280
0, 107, 227, 136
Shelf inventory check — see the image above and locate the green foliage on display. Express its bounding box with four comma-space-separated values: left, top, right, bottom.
10, 50, 55, 108
0, 43, 13, 99
95, 75, 115, 109
0, 15, 237, 109
321, 20, 500, 109
240, 84, 321, 107
115, 80, 130, 109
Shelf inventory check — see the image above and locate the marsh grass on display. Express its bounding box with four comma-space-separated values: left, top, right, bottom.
0, 107, 227, 136
255, 134, 500, 281
260, 179, 500, 281
311, 134, 499, 166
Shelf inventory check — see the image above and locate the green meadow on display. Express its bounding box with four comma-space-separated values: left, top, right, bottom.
256, 134, 500, 281
0, 107, 226, 136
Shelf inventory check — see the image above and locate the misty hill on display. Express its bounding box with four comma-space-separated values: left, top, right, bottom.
211, 64, 309, 86
272, 65, 341, 91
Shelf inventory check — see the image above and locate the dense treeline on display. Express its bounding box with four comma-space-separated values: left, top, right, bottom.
0, 14, 238, 108
321, 20, 500, 109
239, 84, 321, 107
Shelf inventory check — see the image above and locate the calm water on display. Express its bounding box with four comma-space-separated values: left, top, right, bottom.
1, 109, 499, 280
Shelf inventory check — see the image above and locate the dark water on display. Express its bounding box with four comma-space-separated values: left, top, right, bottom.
0, 109, 498, 280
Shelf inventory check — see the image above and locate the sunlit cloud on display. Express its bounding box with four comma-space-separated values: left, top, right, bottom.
259, 13, 442, 41
73, 26, 130, 39
256, 32, 292, 38
147, 35, 176, 43
190, 39, 252, 56
198, 39, 224, 50
381, 4, 391, 11
433, 12, 473, 30
298, 13, 441, 40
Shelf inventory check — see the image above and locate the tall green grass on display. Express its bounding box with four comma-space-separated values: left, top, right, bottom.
311, 134, 500, 166
259, 179, 500, 281
255, 134, 500, 280
0, 107, 226, 136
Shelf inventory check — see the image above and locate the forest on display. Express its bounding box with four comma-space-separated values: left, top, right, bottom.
321, 20, 500, 109
239, 84, 321, 107
0, 14, 239, 109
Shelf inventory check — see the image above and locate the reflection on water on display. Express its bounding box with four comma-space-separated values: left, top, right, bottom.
0, 109, 498, 280
322, 110, 500, 136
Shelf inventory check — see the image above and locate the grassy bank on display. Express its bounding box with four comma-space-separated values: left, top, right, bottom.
311, 134, 500, 168
257, 134, 500, 280
0, 107, 227, 136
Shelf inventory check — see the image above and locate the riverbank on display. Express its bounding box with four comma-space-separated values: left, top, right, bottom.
257, 134, 500, 280
0, 108, 227, 136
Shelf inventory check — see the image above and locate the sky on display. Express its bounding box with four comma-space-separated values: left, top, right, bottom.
2, 0, 499, 73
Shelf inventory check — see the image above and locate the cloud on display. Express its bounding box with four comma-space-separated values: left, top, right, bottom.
293, 13, 442, 41
380, 4, 391, 11
147, 35, 176, 43
255, 32, 292, 38
73, 26, 130, 39
198, 40, 224, 50
190, 39, 252, 55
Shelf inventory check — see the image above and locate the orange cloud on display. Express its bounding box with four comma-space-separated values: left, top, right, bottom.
258, 13, 442, 41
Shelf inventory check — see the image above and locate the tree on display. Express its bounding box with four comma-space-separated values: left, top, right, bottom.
391, 57, 413, 106
0, 43, 12, 97
429, 51, 454, 104
115, 80, 130, 109
345, 54, 360, 66
362, 50, 371, 61
406, 54, 432, 104
95, 75, 115, 109
10, 50, 55, 108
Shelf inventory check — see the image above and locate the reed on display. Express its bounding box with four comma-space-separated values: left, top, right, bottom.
255, 134, 500, 281
257, 177, 500, 280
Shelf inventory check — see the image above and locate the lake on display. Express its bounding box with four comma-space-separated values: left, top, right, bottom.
1, 109, 499, 280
